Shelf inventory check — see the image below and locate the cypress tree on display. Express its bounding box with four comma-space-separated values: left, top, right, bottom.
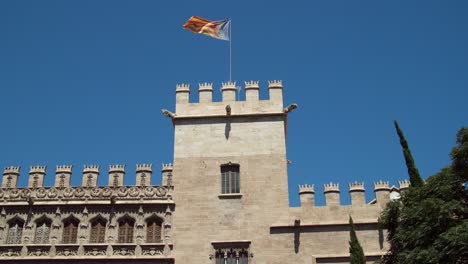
349, 216, 366, 264
394, 120, 424, 187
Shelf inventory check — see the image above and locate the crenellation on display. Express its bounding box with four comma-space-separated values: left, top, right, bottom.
136, 163, 153, 187
323, 182, 340, 206
28, 165, 46, 188
221, 81, 236, 102
374, 180, 390, 206
398, 179, 410, 190
108, 165, 125, 187
268, 80, 283, 107
161, 163, 173, 186
3, 166, 20, 175
198, 82, 213, 103
55, 165, 73, 188
176, 83, 191, 107
298, 184, 315, 207
29, 165, 47, 174
244, 80, 260, 101
349, 181, 366, 206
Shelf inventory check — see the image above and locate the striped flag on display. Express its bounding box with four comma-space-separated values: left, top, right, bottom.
183, 16, 230, 41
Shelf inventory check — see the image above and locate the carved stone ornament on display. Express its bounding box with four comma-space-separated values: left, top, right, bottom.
117, 186, 128, 197
142, 248, 163, 256
113, 248, 135, 256
102, 187, 112, 197
128, 187, 140, 197
0, 248, 21, 257
28, 248, 49, 257
90, 187, 102, 197
47, 188, 58, 198
85, 248, 106, 256
20, 188, 31, 198
56, 248, 78, 256
155, 187, 167, 197
144, 186, 155, 197
0, 189, 4, 198
36, 188, 47, 198
63, 187, 75, 197
9, 189, 20, 198
74, 187, 85, 197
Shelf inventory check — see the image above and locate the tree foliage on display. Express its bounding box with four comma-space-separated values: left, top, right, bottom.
349, 216, 366, 264
394, 120, 424, 187
379, 127, 468, 264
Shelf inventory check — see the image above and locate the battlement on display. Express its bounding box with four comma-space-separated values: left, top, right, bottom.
373, 180, 390, 191
3, 166, 20, 175
136, 163, 153, 172
109, 164, 125, 173
29, 165, 47, 174
1, 164, 173, 189
173, 80, 288, 117
349, 181, 365, 192
56, 165, 73, 173
323, 182, 340, 193
298, 180, 407, 207
298, 184, 314, 194
398, 179, 410, 190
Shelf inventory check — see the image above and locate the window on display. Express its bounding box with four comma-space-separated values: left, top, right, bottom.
7, 218, 24, 244
34, 217, 52, 244
90, 216, 107, 243
214, 249, 249, 264
118, 217, 134, 243
221, 163, 240, 194
212, 241, 250, 264
62, 217, 79, 244
146, 217, 162, 243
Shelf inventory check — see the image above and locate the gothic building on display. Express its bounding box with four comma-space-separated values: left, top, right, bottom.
0, 81, 405, 264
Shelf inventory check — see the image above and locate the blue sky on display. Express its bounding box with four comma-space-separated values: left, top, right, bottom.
0, 1, 467, 206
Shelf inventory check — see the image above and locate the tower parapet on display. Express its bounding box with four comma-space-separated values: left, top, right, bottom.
374, 180, 390, 206
82, 165, 99, 187
245, 81, 259, 101
2, 166, 20, 188
221, 81, 237, 102
324, 182, 340, 206
198, 82, 213, 103
398, 179, 410, 191
176, 83, 190, 108
108, 164, 125, 187
136, 163, 152, 186
28, 165, 46, 188
55, 165, 73, 188
268, 80, 283, 107
349, 181, 365, 205
298, 184, 315, 207
162, 163, 173, 186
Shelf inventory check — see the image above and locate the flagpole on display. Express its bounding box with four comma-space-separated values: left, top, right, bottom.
229, 19, 232, 81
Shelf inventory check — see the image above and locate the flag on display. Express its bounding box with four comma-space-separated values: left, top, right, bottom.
183, 16, 230, 41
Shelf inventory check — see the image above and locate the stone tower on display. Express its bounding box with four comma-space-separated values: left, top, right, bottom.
168, 80, 295, 263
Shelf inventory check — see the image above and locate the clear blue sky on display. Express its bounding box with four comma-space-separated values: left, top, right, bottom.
1, 1, 467, 206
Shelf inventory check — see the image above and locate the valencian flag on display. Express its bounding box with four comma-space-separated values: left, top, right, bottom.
183, 16, 231, 41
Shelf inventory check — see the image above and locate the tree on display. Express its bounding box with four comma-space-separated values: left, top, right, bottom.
379, 127, 468, 264
349, 216, 366, 264
394, 120, 424, 187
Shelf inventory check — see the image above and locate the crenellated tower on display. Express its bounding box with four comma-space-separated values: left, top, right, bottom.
167, 80, 296, 263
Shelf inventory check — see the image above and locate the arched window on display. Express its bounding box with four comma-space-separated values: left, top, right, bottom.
90, 216, 107, 243
62, 216, 79, 244
34, 217, 52, 244
117, 216, 134, 243
146, 217, 162, 243
7, 217, 25, 244
221, 163, 240, 194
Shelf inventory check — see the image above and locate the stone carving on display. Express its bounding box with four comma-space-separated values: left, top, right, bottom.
90, 187, 102, 197
117, 186, 128, 197
113, 247, 135, 256
47, 188, 58, 198
142, 248, 163, 256
128, 187, 140, 197
9, 189, 20, 198
85, 248, 106, 256
0, 248, 21, 257
155, 187, 167, 197
28, 248, 49, 257
0, 189, 4, 198
144, 186, 155, 197
102, 187, 112, 197
56, 247, 78, 256
63, 187, 74, 198
36, 188, 46, 198
74, 187, 85, 197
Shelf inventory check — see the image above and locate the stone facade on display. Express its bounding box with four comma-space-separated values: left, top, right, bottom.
0, 80, 408, 264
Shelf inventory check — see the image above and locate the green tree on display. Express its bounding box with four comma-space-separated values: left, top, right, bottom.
379, 127, 468, 264
394, 120, 424, 187
349, 216, 366, 264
